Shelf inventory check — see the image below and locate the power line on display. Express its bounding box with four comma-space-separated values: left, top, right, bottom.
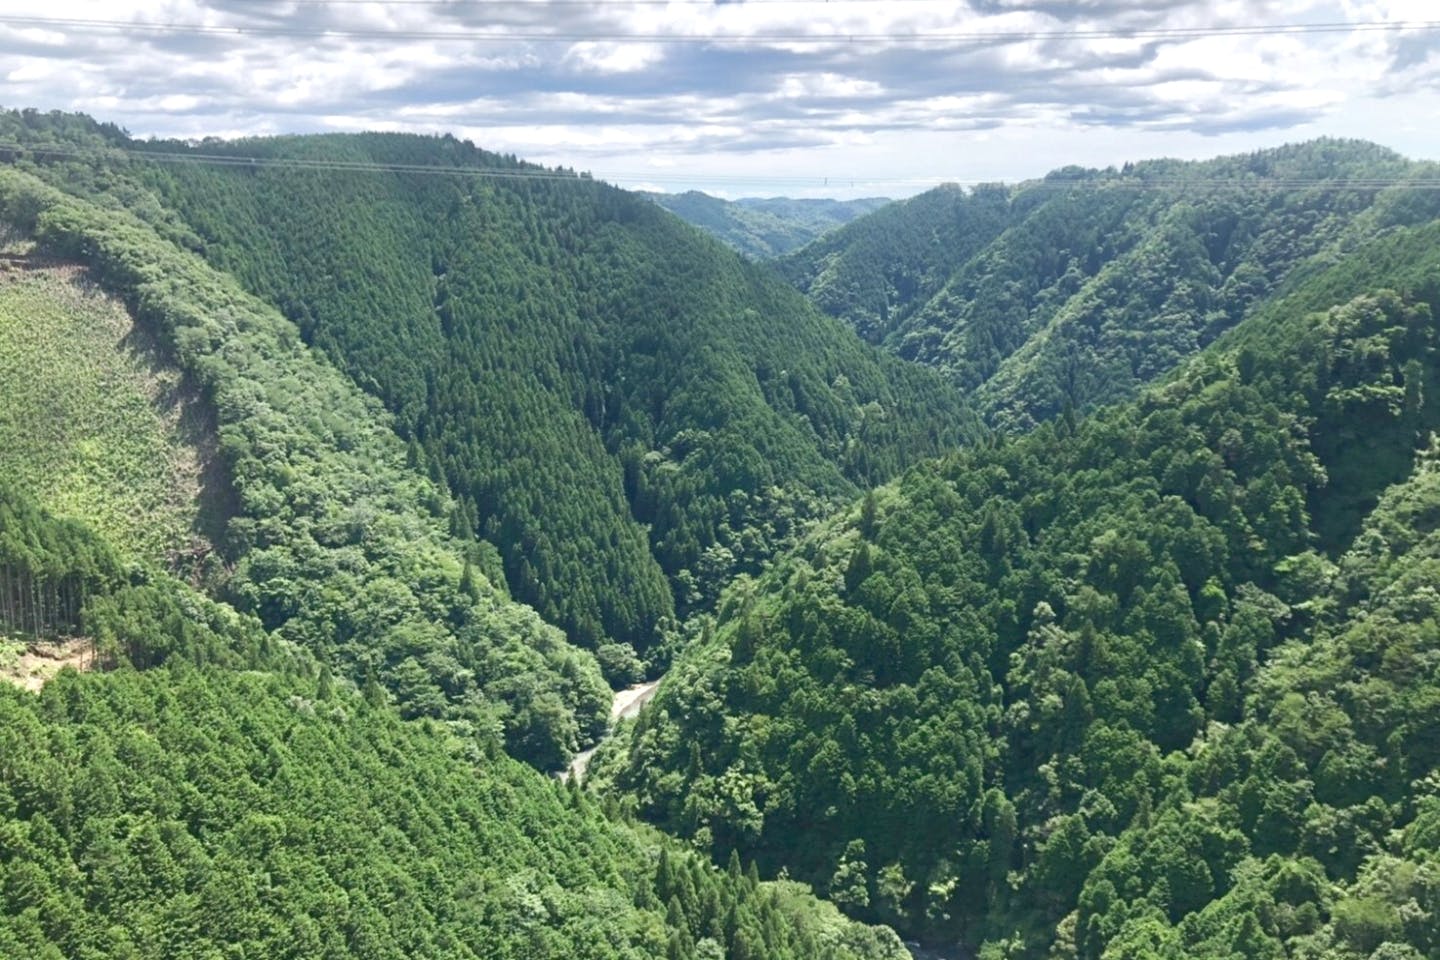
2, 141, 935, 184
2, 14, 1438, 44
5, 141, 1439, 191
222, 0, 1014, 5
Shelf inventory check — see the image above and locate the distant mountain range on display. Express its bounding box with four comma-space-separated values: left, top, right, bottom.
643, 190, 890, 259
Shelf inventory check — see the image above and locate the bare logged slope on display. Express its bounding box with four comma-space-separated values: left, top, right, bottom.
0, 246, 218, 570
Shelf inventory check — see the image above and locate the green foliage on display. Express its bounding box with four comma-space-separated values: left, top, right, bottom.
610, 255, 1440, 957
0, 483, 275, 681
783, 140, 1440, 433
9, 110, 1440, 960
597, 642, 647, 687
644, 191, 890, 260
106, 131, 971, 645
0, 259, 210, 568
0, 165, 609, 767
83, 578, 276, 673
778, 183, 1011, 345
0, 661, 907, 960
0, 484, 123, 640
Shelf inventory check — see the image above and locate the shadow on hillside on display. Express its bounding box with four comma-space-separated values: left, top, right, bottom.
114, 284, 241, 584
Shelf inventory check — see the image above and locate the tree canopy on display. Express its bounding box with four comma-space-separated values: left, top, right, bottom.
117, 131, 973, 650
607, 221, 1440, 958
781, 140, 1440, 433
4, 110, 1440, 960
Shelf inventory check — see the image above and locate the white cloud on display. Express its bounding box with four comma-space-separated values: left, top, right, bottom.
564, 41, 667, 74
0, 0, 1434, 196
773, 73, 885, 100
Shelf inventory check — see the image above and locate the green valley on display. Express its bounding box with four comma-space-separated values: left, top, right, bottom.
1, 105, 1439, 960
643, 192, 890, 260
0, 115, 913, 960
780, 140, 1440, 432
604, 218, 1440, 956
100, 129, 972, 660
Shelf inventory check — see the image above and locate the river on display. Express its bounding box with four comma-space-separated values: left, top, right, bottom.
904, 942, 970, 960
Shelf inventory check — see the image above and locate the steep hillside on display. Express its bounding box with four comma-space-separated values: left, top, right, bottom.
0, 661, 907, 960
0, 248, 214, 570
74, 128, 970, 656
606, 221, 1440, 956
0, 163, 615, 767
645, 191, 890, 259
0, 485, 905, 960
0, 121, 913, 957
780, 140, 1440, 431
776, 184, 1013, 344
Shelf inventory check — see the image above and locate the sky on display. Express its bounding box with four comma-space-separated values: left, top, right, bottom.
2, 0, 1437, 197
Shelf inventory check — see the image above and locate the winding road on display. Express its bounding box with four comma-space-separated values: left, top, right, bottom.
566, 679, 661, 782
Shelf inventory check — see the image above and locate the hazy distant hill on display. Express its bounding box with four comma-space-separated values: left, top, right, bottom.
645, 190, 890, 259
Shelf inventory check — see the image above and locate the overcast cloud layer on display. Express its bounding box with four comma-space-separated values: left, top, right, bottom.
2, 0, 1437, 196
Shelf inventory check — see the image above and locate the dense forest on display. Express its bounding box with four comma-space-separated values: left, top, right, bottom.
0, 484, 124, 641
0, 492, 904, 960
0, 665, 908, 960
0, 154, 615, 768
3, 107, 1440, 960
603, 218, 1440, 956
0, 113, 909, 959
643, 192, 890, 260
94, 131, 972, 660
780, 140, 1440, 432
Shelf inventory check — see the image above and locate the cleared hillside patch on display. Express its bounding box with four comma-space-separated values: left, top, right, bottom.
0, 247, 212, 569
0, 634, 92, 692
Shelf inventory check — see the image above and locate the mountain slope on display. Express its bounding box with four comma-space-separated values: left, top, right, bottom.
0, 654, 907, 960
606, 219, 1440, 956
776, 184, 1013, 344
644, 191, 890, 259
0, 114, 912, 960
780, 140, 1440, 432
0, 250, 214, 569
88, 128, 973, 653
0, 162, 613, 767
0, 487, 905, 960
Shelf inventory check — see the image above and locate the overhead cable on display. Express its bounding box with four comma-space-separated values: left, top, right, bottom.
2, 14, 1438, 44
5, 140, 1439, 191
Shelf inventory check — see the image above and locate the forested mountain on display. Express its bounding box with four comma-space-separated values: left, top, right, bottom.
20, 124, 972, 662
776, 183, 1012, 344
0, 115, 909, 959
780, 140, 1440, 431
0, 158, 614, 768
604, 216, 1440, 956
0, 488, 905, 960
643, 192, 890, 260
6, 106, 1440, 960
0, 665, 905, 960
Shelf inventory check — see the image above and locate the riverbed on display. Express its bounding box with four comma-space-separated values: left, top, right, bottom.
567, 678, 661, 781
